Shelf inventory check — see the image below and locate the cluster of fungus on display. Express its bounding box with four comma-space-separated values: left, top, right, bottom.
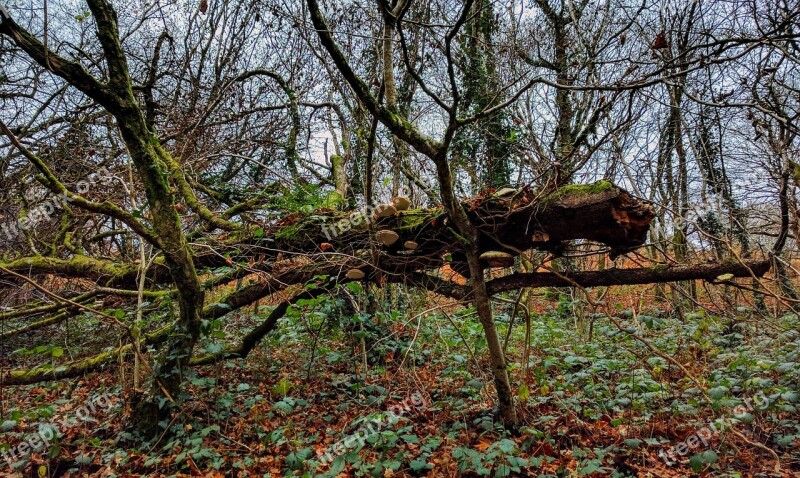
347, 196, 413, 280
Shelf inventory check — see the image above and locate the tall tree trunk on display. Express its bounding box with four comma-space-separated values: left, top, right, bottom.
0, 0, 207, 437
432, 153, 518, 427
465, 245, 517, 425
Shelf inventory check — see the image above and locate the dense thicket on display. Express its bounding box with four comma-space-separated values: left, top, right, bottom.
0, 0, 797, 446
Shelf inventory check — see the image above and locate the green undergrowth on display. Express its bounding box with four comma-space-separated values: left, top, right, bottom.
2, 291, 798, 477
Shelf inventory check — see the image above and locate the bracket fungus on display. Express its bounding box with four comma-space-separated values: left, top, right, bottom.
493, 187, 517, 198
376, 229, 400, 246
479, 251, 515, 268
345, 269, 365, 280
392, 196, 411, 211
374, 203, 397, 218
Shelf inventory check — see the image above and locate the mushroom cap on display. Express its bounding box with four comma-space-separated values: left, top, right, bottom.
320, 242, 334, 251
376, 229, 400, 246
375, 203, 397, 218
403, 240, 419, 250
346, 269, 365, 280
479, 250, 515, 268
392, 196, 411, 211
494, 187, 517, 197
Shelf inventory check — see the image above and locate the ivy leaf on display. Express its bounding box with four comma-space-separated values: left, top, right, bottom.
689, 450, 717, 472
518, 384, 530, 401
624, 439, 642, 449
410, 459, 431, 471
236, 383, 251, 392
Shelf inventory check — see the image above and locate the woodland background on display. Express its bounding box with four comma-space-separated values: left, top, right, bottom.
0, 0, 799, 476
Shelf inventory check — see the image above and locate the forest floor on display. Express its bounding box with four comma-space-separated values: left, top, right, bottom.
1, 290, 799, 477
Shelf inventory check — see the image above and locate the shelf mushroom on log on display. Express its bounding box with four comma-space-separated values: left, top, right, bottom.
252, 181, 656, 278
376, 229, 400, 246
0, 181, 777, 387
393, 196, 411, 211
346, 269, 365, 280
480, 251, 515, 268
404, 240, 419, 250
374, 204, 397, 218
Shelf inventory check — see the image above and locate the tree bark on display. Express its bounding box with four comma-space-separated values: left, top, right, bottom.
1, 1, 205, 437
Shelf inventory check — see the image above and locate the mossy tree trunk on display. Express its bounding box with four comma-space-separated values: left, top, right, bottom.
1, 0, 204, 437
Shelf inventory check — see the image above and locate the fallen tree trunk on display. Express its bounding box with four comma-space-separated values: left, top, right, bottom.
0, 181, 776, 387
0, 181, 653, 288
258, 181, 655, 274
1, 258, 773, 386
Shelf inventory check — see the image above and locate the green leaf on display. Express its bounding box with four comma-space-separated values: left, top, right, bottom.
382, 459, 402, 470
781, 391, 798, 402
518, 384, 530, 401
272, 379, 292, 397
702, 450, 718, 464
707, 386, 728, 399
735, 413, 754, 424
579, 459, 602, 475
495, 463, 511, 477
345, 282, 363, 294
51, 347, 64, 358
623, 438, 642, 449
497, 439, 516, 454
689, 450, 718, 472
410, 459, 431, 471
330, 456, 346, 474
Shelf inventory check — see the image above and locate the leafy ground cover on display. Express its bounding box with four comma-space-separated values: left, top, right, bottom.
1, 290, 799, 477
